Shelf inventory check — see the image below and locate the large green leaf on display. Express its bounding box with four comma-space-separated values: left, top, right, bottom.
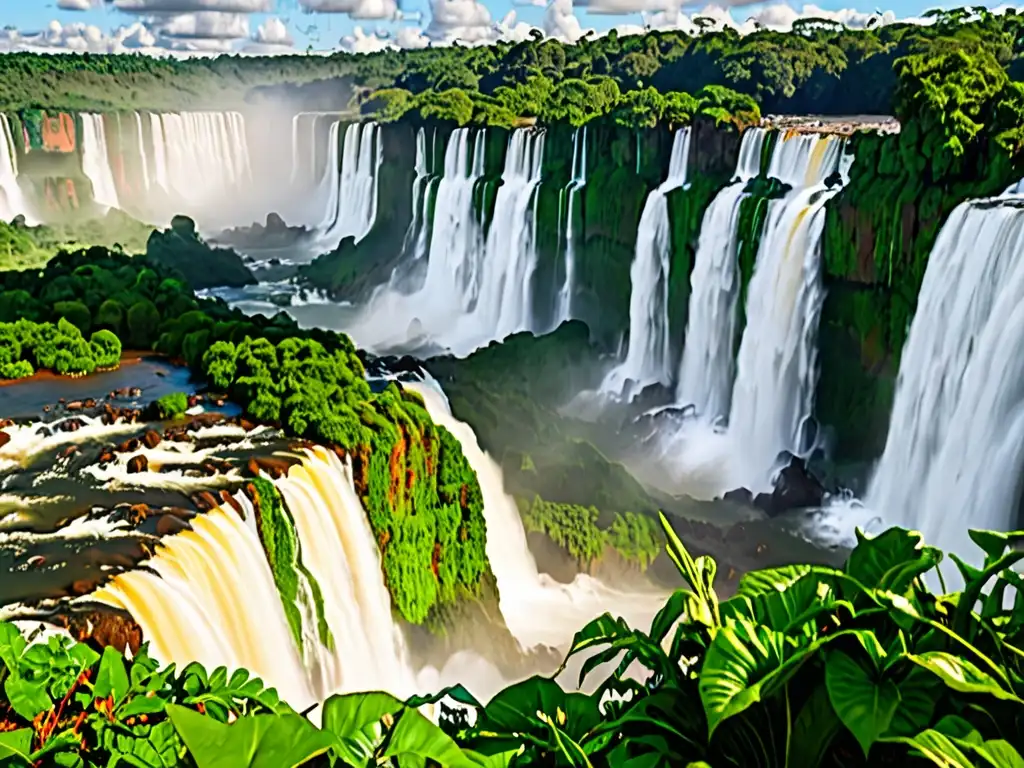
0, 623, 26, 672
972, 739, 1024, 768
167, 703, 333, 768
722, 564, 849, 635
479, 676, 601, 743
846, 528, 941, 596
698, 617, 790, 737
884, 666, 941, 738
659, 512, 720, 629
321, 691, 405, 765
885, 730, 974, 767
0, 729, 32, 764
824, 650, 900, 757
4, 673, 52, 720
94, 645, 130, 704
788, 682, 842, 768
381, 706, 477, 767
907, 652, 1024, 703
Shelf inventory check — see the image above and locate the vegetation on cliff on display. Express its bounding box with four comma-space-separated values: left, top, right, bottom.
145, 216, 256, 291
0, 247, 490, 627
0, 210, 153, 272
3, 516, 1023, 766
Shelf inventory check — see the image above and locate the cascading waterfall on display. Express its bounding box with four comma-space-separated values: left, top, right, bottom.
318, 122, 382, 248
600, 127, 692, 399
408, 381, 666, 650
867, 195, 1024, 556
91, 446, 418, 711
465, 129, 546, 345
725, 133, 847, 488
675, 127, 767, 422
0, 114, 32, 224
80, 114, 121, 211
555, 125, 588, 324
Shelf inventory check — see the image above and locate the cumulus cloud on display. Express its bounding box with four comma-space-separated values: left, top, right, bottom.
338, 24, 394, 51
423, 0, 495, 42
545, 0, 587, 41
108, 0, 271, 11
153, 11, 250, 39
57, 0, 101, 10
299, 0, 400, 18
395, 25, 430, 48
253, 16, 293, 44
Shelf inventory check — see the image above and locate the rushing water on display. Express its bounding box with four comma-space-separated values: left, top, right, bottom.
0, 114, 33, 224
555, 125, 588, 325
675, 128, 767, 422
867, 195, 1024, 556
600, 127, 692, 399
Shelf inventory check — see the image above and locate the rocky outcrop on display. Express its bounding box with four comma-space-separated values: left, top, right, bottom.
146, 216, 256, 290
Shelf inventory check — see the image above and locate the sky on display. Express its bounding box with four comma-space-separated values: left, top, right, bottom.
0, 0, 986, 55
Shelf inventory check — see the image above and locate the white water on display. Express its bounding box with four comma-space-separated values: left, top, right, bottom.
868, 195, 1024, 556
675, 128, 767, 422
80, 114, 121, 211
345, 129, 553, 357
651, 131, 850, 498
317, 122, 382, 250
601, 128, 692, 399
555, 126, 588, 324
92, 447, 418, 710
408, 381, 666, 649
0, 115, 33, 224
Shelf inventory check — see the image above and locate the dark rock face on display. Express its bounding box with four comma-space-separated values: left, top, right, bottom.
126, 455, 149, 474
0, 430, 9, 449
146, 216, 256, 290
725, 454, 829, 518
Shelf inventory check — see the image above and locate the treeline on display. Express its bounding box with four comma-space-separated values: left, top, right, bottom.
0, 247, 490, 627
2, 8, 1023, 123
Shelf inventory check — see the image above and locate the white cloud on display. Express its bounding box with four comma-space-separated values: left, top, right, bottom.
545, 0, 587, 41
299, 0, 400, 17
153, 11, 250, 39
424, 0, 495, 42
57, 0, 100, 10
395, 25, 431, 48
110, 0, 271, 11
338, 24, 393, 51
253, 16, 293, 44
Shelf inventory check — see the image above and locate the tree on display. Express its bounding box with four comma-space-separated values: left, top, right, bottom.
126, 298, 160, 349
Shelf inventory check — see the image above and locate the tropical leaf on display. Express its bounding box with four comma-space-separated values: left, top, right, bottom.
94, 645, 130, 704
884, 730, 974, 767
659, 512, 720, 629
846, 528, 941, 596
381, 706, 477, 767
824, 649, 900, 757
884, 666, 941, 738
789, 682, 842, 768
167, 703, 333, 768
0, 729, 32, 764
907, 651, 1024, 703
721, 564, 849, 635
4, 673, 52, 721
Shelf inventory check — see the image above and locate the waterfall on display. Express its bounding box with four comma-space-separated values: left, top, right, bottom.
726, 133, 847, 489
601, 127, 692, 399
408, 381, 666, 650
0, 115, 32, 224
466, 129, 546, 344
675, 127, 767, 422
867, 195, 1024, 556
91, 446, 417, 710
555, 125, 588, 324
80, 114, 121, 211
319, 122, 382, 248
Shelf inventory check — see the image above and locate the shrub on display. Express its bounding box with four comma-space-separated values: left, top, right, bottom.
154, 392, 189, 419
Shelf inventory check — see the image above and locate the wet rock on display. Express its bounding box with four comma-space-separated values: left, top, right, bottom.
750, 455, 828, 517
58, 445, 79, 460
42, 405, 50, 413
129, 388, 142, 398
155, 516, 191, 536
723, 488, 754, 506
220, 490, 246, 520
98, 447, 116, 464
127, 504, 150, 526
56, 610, 143, 656
0, 431, 9, 449
118, 438, 141, 453
66, 401, 84, 412
191, 491, 220, 511
0, 418, 12, 429
59, 418, 85, 433
246, 456, 291, 479
142, 430, 162, 450
126, 455, 149, 474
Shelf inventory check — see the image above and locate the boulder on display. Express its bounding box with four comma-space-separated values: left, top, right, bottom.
142, 430, 162, 449
0, 430, 9, 449
126, 455, 149, 474
747, 454, 828, 517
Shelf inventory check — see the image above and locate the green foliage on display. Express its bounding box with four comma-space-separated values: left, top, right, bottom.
53, 300, 91, 334
424, 517, 1024, 767
127, 298, 161, 349
0, 317, 113, 378
521, 496, 663, 570
250, 477, 334, 657
146, 217, 255, 291
154, 391, 189, 419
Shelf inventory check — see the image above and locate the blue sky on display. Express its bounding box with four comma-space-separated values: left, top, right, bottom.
0, 0, 980, 53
